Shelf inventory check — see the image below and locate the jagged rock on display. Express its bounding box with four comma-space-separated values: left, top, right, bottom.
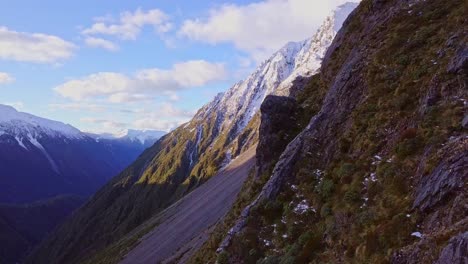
256, 95, 301, 178
421, 76, 442, 111
413, 137, 468, 212
447, 47, 468, 74
463, 115, 468, 128
217, 99, 305, 253
434, 232, 468, 264
446, 33, 460, 48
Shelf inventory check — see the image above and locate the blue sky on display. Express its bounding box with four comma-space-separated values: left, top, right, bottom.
0, 0, 353, 133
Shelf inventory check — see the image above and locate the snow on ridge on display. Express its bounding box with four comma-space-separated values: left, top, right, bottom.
174, 2, 359, 167
203, 2, 359, 136
332, 2, 359, 32
275, 1, 359, 95
86, 129, 165, 144
0, 104, 82, 138
117, 129, 165, 144
216, 39, 305, 133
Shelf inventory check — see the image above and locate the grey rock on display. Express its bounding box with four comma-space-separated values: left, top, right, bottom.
462, 115, 468, 129
434, 232, 468, 264
256, 95, 301, 178
447, 47, 468, 74
413, 137, 468, 212
445, 33, 459, 48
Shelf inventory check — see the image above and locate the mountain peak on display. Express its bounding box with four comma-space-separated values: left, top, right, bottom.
116, 129, 166, 144
201, 1, 358, 136
332, 2, 360, 32
0, 104, 82, 138
86, 129, 166, 145
0, 104, 17, 113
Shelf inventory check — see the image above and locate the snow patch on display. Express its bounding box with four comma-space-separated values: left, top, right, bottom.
27, 134, 60, 174
189, 125, 203, 167
15, 136, 27, 150
220, 149, 233, 170
293, 199, 315, 214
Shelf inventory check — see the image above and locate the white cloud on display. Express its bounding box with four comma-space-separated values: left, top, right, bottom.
0, 72, 14, 84
80, 117, 128, 131
0, 26, 76, 63
82, 8, 172, 40
54, 60, 227, 102
80, 102, 193, 132
108, 93, 149, 103
132, 104, 194, 131
84, 37, 119, 51
133, 118, 182, 132
48, 103, 106, 112
157, 103, 195, 119
179, 0, 357, 62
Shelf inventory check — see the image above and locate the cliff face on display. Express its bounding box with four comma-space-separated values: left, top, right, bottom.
255, 95, 302, 179
202, 0, 467, 263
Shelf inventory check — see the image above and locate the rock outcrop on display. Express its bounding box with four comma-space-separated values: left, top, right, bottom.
435, 232, 468, 264
413, 137, 467, 212
256, 95, 302, 178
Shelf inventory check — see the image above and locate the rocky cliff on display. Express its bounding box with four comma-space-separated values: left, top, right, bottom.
193, 0, 467, 263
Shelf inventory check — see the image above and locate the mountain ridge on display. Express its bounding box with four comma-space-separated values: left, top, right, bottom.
0, 104, 164, 204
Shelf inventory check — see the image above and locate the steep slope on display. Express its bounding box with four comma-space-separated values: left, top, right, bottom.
0, 195, 84, 264
27, 3, 359, 264
0, 105, 163, 204
119, 147, 255, 264
197, 0, 467, 263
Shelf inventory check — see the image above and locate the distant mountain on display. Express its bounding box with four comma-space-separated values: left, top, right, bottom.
26, 3, 359, 263
0, 104, 164, 204
117, 129, 166, 145
87, 129, 166, 148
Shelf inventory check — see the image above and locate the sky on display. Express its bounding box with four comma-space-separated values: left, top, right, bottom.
0, 0, 356, 134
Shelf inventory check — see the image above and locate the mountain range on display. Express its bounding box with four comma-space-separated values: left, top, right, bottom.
2, 0, 467, 263
0, 104, 165, 262
0, 104, 164, 204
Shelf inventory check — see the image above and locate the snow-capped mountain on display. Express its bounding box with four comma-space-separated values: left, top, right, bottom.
195, 2, 358, 138
116, 129, 166, 145
0, 105, 163, 204
87, 129, 165, 147
0, 104, 82, 140
276, 2, 359, 94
